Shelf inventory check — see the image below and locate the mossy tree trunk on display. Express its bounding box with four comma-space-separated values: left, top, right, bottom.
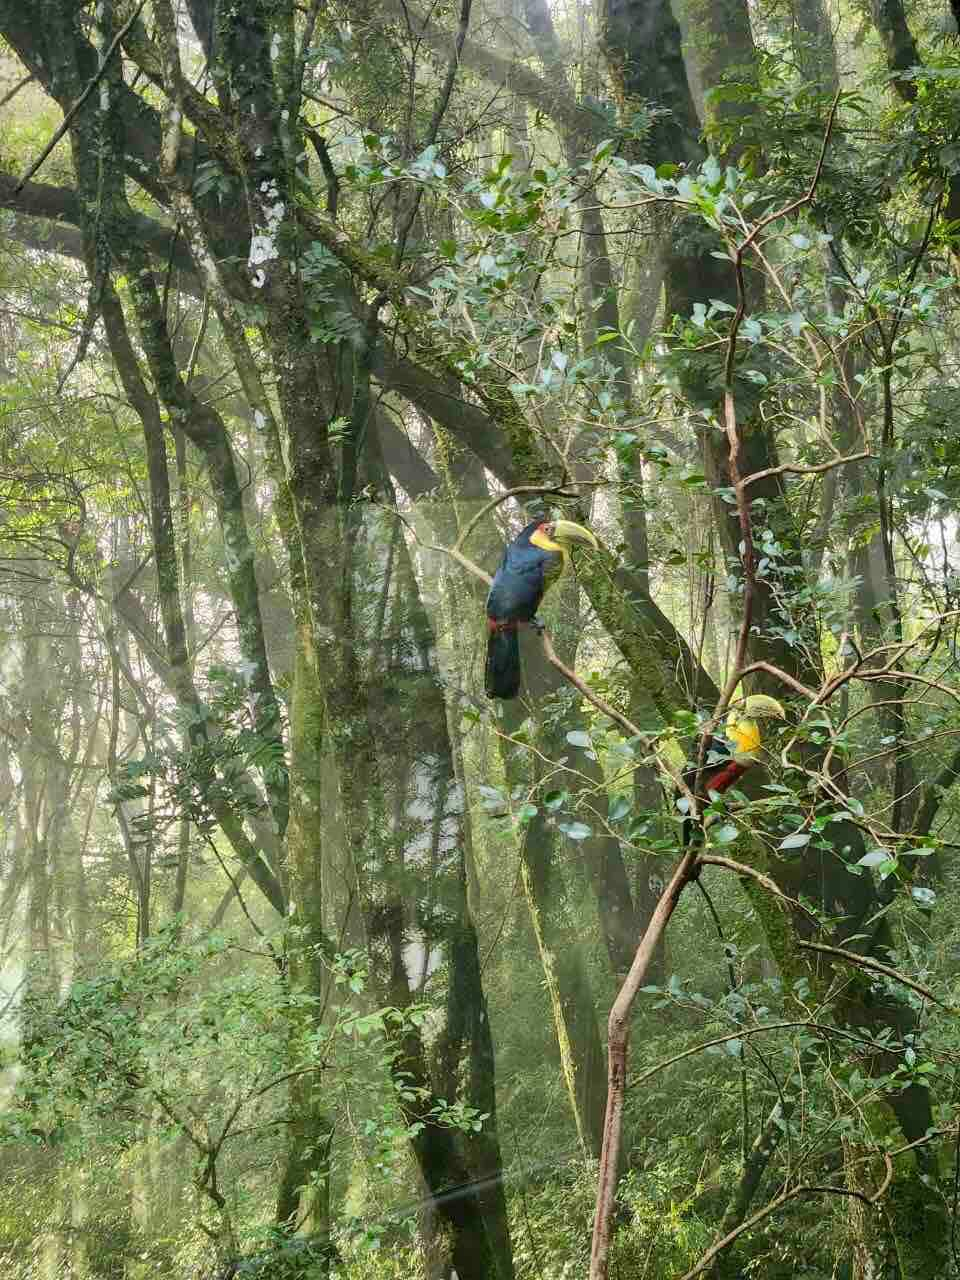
274, 617, 334, 1263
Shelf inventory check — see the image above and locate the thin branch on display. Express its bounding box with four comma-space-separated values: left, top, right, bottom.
393, 0, 473, 265
739, 89, 843, 252
14, 0, 149, 191
798, 940, 952, 1010
454, 484, 578, 553
375, 0, 603, 143
627, 1020, 904, 1092
0, 974, 27, 1022
736, 661, 818, 700
295, 0, 325, 104
698, 854, 821, 926
539, 630, 644, 740
741, 450, 872, 490
304, 126, 340, 218
588, 849, 702, 1280
424, 0, 472, 149
201, 829, 265, 941
0, 74, 34, 112
679, 1170, 889, 1280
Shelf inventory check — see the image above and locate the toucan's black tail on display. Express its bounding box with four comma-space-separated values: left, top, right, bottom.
485, 625, 520, 699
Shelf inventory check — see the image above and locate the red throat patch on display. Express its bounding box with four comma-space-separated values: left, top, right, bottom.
706, 760, 748, 794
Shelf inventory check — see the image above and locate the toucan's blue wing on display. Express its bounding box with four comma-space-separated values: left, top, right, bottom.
486, 545, 550, 621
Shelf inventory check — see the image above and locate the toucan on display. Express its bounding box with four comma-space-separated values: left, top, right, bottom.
680, 694, 786, 842
485, 518, 599, 699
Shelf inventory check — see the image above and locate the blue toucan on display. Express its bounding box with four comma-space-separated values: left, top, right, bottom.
485, 518, 598, 699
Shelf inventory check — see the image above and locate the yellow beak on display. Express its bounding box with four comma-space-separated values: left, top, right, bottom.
552, 520, 599, 549
727, 696, 785, 759
740, 694, 786, 721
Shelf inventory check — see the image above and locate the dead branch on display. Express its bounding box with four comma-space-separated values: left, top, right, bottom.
588, 851, 701, 1280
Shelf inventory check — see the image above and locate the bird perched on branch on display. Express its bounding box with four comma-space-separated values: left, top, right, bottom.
680, 694, 786, 843
485, 518, 598, 699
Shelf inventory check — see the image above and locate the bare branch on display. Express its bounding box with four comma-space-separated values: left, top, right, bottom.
375, 0, 605, 143
741, 450, 873, 490
680, 1168, 890, 1280
628, 1020, 908, 1092
454, 484, 579, 553
798, 940, 952, 1010
539, 630, 644, 740
736, 661, 818, 700
0, 73, 33, 111
698, 855, 821, 925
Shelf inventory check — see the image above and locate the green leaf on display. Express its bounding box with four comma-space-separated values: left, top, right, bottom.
608, 795, 631, 822
559, 821, 592, 841
712, 823, 739, 845
779, 833, 810, 850
857, 848, 891, 868
786, 311, 806, 336
566, 730, 591, 748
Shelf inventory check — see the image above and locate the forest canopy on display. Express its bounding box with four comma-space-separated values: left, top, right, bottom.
1, 0, 960, 1277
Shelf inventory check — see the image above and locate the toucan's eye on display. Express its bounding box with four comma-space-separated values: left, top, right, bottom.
544, 522, 555, 536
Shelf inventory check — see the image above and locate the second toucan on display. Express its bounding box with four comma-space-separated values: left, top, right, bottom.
680, 694, 786, 843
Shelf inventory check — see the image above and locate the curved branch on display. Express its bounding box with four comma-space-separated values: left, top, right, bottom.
698, 854, 821, 926
680, 1162, 893, 1280
798, 940, 952, 1010
627, 1020, 907, 1092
